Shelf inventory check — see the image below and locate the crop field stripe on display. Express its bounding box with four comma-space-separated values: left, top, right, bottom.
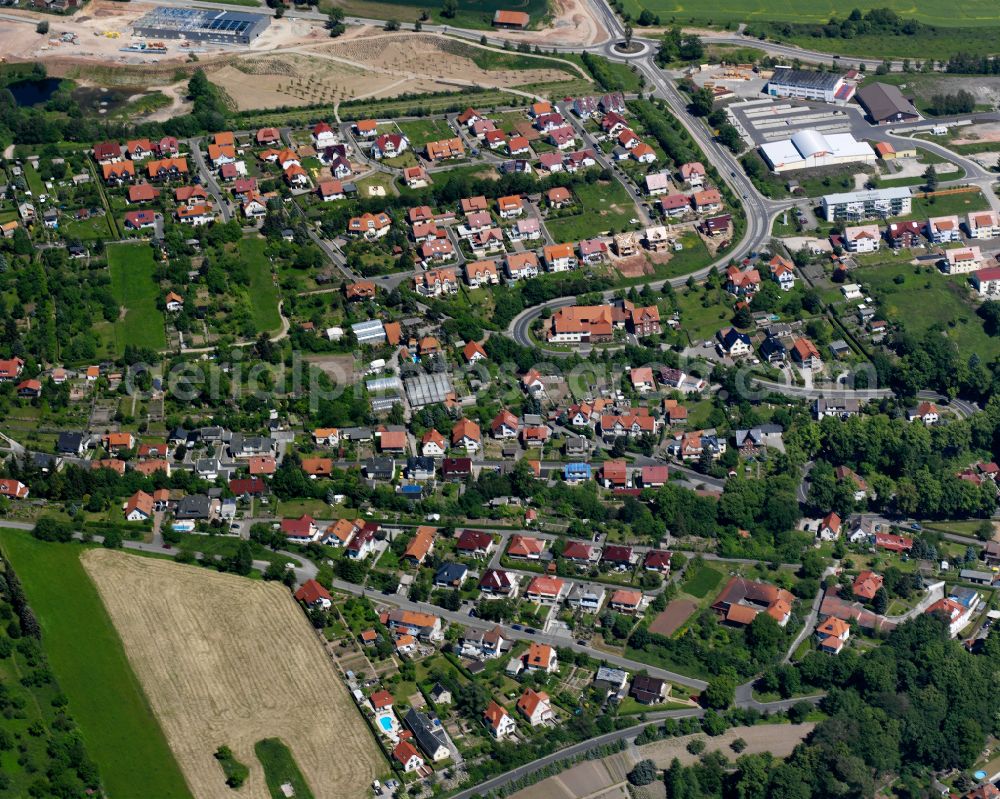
255, 738, 317, 799
0, 532, 192, 799
107, 242, 167, 353
241, 236, 282, 333
625, 0, 1000, 27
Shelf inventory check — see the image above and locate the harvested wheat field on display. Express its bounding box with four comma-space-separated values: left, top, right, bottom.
82, 550, 383, 799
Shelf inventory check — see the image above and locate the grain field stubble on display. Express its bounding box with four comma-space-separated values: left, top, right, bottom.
82, 550, 383, 799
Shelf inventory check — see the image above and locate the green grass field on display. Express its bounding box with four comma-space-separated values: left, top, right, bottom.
759, 26, 998, 60
544, 179, 639, 241
324, 0, 548, 29
681, 563, 724, 599
23, 164, 45, 197
622, 0, 1000, 59
255, 738, 315, 799
622, 0, 1000, 29
0, 556, 100, 795
0, 532, 191, 799
893, 191, 990, 223
60, 213, 116, 241
854, 260, 1000, 361
240, 237, 282, 334
107, 242, 167, 353
397, 118, 456, 148
572, 53, 644, 93
175, 534, 298, 567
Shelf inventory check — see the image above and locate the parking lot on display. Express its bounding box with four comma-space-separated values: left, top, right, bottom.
728, 99, 855, 147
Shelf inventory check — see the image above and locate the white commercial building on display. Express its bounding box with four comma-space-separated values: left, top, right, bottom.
760, 130, 876, 174
821, 187, 912, 222
767, 68, 852, 104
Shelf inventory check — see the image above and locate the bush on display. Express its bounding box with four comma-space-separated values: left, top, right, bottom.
32, 517, 73, 543
788, 700, 813, 724
627, 759, 658, 786
686, 737, 706, 755
101, 529, 123, 549
702, 675, 736, 709
701, 710, 729, 736
214, 745, 249, 788
730, 737, 747, 753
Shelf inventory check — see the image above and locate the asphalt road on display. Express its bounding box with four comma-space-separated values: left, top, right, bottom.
188, 137, 232, 223
449, 688, 821, 799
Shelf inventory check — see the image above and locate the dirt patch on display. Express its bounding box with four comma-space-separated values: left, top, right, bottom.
514, 726, 812, 799
639, 723, 815, 768
305, 353, 356, 387
612, 254, 654, 277
317, 33, 577, 90
649, 599, 698, 636
952, 122, 1000, 146
142, 81, 192, 122
82, 550, 383, 799
500, 0, 609, 47
512, 757, 624, 799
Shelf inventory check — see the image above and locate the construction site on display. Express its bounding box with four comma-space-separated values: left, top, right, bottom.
131, 7, 270, 45
0, 0, 310, 68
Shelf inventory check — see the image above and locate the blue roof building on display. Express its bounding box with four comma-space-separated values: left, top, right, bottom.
564, 462, 592, 483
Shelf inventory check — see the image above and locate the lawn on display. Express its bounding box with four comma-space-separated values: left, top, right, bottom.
23, 163, 45, 196
274, 497, 339, 518
544, 179, 638, 241
466, 48, 579, 79
255, 738, 316, 799
397, 118, 456, 149
616, 696, 689, 715
854, 259, 1000, 360
356, 172, 399, 198
675, 285, 737, 343
334, 89, 517, 125
892, 191, 991, 222
0, 532, 190, 798
240, 237, 282, 334
60, 213, 116, 241
175, 533, 299, 568
575, 53, 644, 93
107, 241, 167, 353
681, 563, 724, 599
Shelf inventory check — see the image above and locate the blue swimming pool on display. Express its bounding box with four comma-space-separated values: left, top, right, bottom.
378, 716, 393, 732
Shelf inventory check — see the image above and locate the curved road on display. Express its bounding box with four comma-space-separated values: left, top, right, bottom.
450, 690, 821, 799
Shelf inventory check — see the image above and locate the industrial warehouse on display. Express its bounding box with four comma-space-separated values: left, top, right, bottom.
766, 67, 854, 104
132, 7, 270, 45
855, 82, 921, 125
760, 128, 876, 173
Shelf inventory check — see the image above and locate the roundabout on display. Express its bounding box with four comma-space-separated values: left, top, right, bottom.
608, 38, 650, 57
